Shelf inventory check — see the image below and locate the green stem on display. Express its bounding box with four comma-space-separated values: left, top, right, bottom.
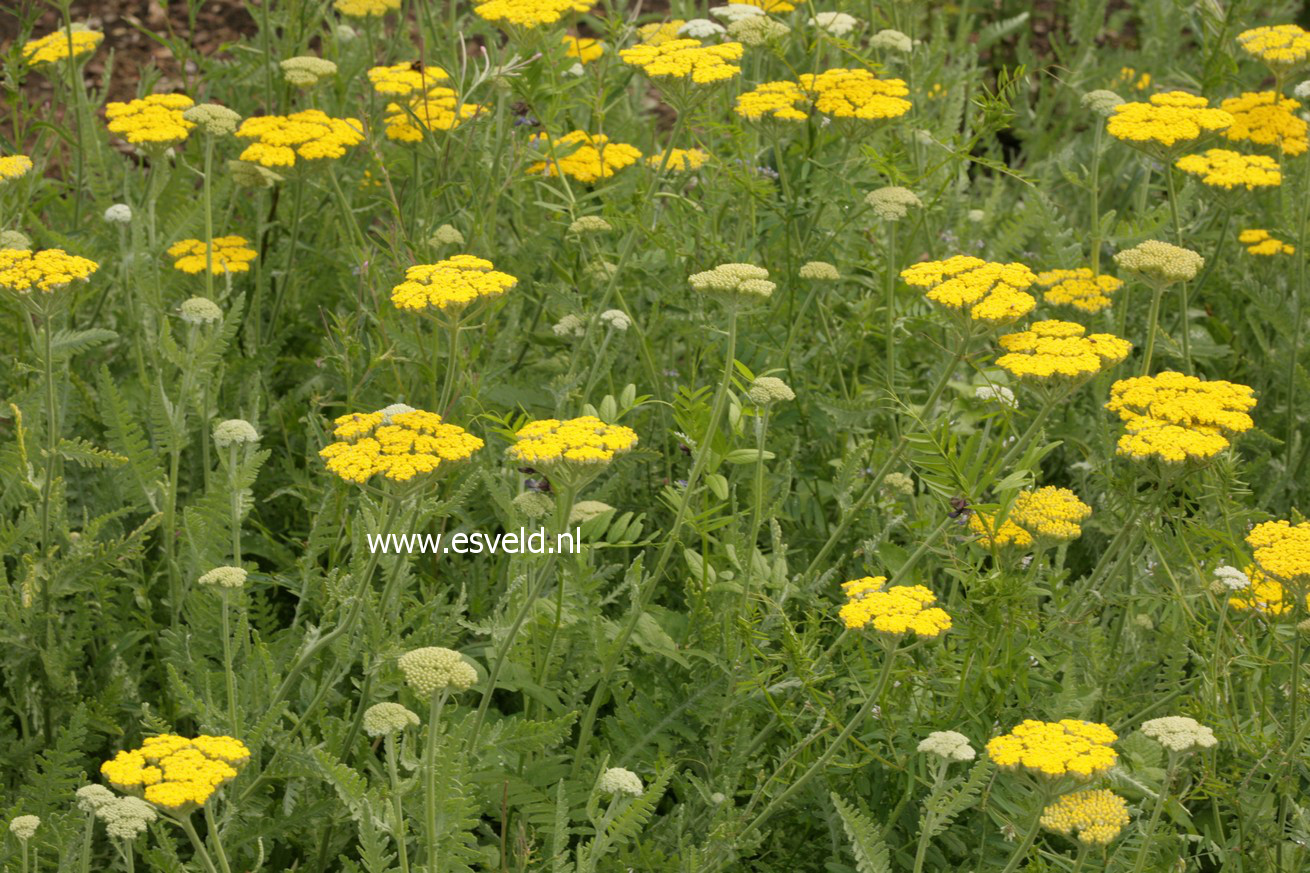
1140, 282, 1165, 376
1163, 167, 1191, 372
179, 817, 221, 873
1089, 125, 1104, 275
1130, 758, 1176, 873
423, 689, 450, 873
439, 319, 461, 415
998, 793, 1048, 873
386, 734, 412, 873
203, 804, 233, 873
228, 444, 242, 565
221, 590, 239, 732
203, 137, 216, 302
885, 221, 899, 394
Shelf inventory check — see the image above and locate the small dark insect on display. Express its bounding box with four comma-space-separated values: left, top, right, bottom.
679, 444, 691, 456
948, 496, 971, 519
409, 60, 425, 72
517, 467, 537, 475
525, 478, 552, 494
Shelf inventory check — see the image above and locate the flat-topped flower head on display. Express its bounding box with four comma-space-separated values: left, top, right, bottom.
813, 12, 860, 37
1082, 89, 1125, 117
105, 94, 196, 148
801, 68, 911, 120
235, 110, 364, 168
639, 20, 686, 44
167, 236, 257, 275
735, 81, 810, 121
76, 784, 117, 814
1113, 240, 1204, 285
1228, 564, 1310, 614
0, 248, 99, 294
1009, 487, 1092, 541
213, 418, 259, 447
1220, 92, 1308, 156
101, 734, 250, 813
866, 186, 922, 220
363, 702, 420, 737
918, 730, 975, 761
384, 90, 485, 141
1041, 790, 1130, 846
198, 566, 247, 589
368, 63, 450, 95
563, 34, 604, 63
180, 297, 223, 325
22, 25, 103, 67
334, 0, 400, 16
1035, 268, 1123, 313
8, 815, 39, 841
1175, 148, 1281, 190
398, 646, 478, 695
987, 719, 1118, 778
689, 262, 775, 300
474, 0, 590, 27
1106, 91, 1232, 152
98, 797, 157, 840
391, 254, 518, 313
619, 39, 744, 84
900, 255, 1037, 325
528, 131, 642, 183
280, 56, 338, 88
598, 767, 644, 797
967, 512, 1033, 549
1239, 228, 1295, 255
710, 4, 765, 23
509, 415, 638, 468
728, 16, 789, 45
1106, 371, 1257, 464
747, 375, 794, 405
0, 155, 33, 183
183, 103, 241, 136
995, 320, 1132, 381
1140, 716, 1218, 753
799, 260, 839, 280
648, 147, 709, 171
320, 407, 483, 484
1237, 24, 1310, 73
837, 576, 952, 636
1246, 520, 1310, 587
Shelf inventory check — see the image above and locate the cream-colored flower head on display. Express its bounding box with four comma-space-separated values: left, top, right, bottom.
104, 203, 133, 224
799, 260, 840, 280
598, 766, 644, 797
569, 500, 614, 523
8, 815, 39, 841
0, 231, 31, 251
709, 3, 764, 23
917, 730, 976, 761
1140, 716, 1218, 753
213, 418, 260, 447
363, 702, 421, 737
728, 15, 789, 45
870, 28, 913, 53
76, 784, 117, 814
198, 566, 247, 589
1082, 89, 1125, 117
811, 12, 858, 37
552, 314, 586, 337
1213, 565, 1250, 591
429, 224, 465, 246
747, 375, 795, 405
679, 18, 726, 38
600, 309, 631, 331
280, 56, 338, 88
688, 262, 775, 299
398, 646, 478, 695
1113, 240, 1203, 284
882, 471, 915, 496
183, 103, 242, 136
98, 797, 157, 840
180, 296, 223, 325
866, 186, 922, 220
513, 491, 555, 519
568, 215, 612, 235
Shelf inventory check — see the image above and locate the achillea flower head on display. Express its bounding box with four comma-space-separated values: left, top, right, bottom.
180, 297, 223, 325
735, 80, 810, 122
1105, 371, 1257, 464
900, 255, 1037, 324
513, 490, 555, 518
509, 416, 638, 467
334, 0, 400, 16
811, 12, 859, 37
1214, 565, 1250, 590
105, 94, 196, 148
212, 420, 259, 449
1082, 89, 1125, 117
870, 28, 913, 52
1228, 564, 1310, 614
368, 63, 450, 95
280, 56, 339, 87
398, 646, 478, 695
383, 89, 485, 141
1041, 790, 1130, 846
709, 4, 765, 22
995, 320, 1132, 381
619, 39, 744, 84
183, 103, 241, 136
1239, 228, 1295, 255
883, 472, 915, 495
529, 131, 642, 183
22, 25, 103, 67
1220, 91, 1309, 156
728, 15, 789, 45
0, 154, 33, 183
0, 248, 99, 294
167, 236, 257, 275
100, 734, 250, 812
600, 309, 631, 330
640, 20, 687, 44
968, 512, 1033, 549
198, 566, 247, 589
229, 160, 284, 188
391, 254, 518, 313
429, 224, 465, 246
1237, 24, 1310, 73
865, 186, 922, 220
8, 815, 39, 840
474, 0, 590, 27
320, 408, 483, 484
799, 260, 840, 280
1009, 486, 1092, 541
362, 702, 420, 737
783, 69, 912, 120
569, 499, 614, 522
1116, 66, 1152, 92
598, 767, 644, 797
235, 110, 364, 167
837, 576, 952, 636
747, 375, 794, 405
1175, 148, 1282, 189
688, 262, 775, 299
987, 719, 1118, 778
98, 797, 157, 840
1035, 268, 1123, 313
568, 215, 613, 234
1106, 91, 1232, 151
918, 730, 975, 761
975, 385, 1018, 408
649, 147, 709, 171
0, 231, 31, 251
76, 784, 117, 814
553, 314, 586, 337
1140, 716, 1218, 753
679, 19, 727, 38
1113, 240, 1204, 284
564, 34, 604, 63
1246, 520, 1310, 587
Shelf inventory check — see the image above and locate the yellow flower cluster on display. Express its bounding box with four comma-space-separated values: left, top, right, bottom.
735, 80, 810, 121
0, 155, 33, 183
837, 577, 952, 636
1105, 372, 1257, 464
384, 91, 485, 141
1175, 148, 1281, 190
1228, 564, 1310, 615
320, 408, 484, 484
166, 237, 258, 275
1247, 520, 1310, 586
1009, 487, 1093, 541
619, 39, 744, 84
1220, 92, 1309, 157
528, 131, 642, 183
1236, 24, 1310, 72
474, 0, 590, 28
334, 0, 400, 16
638, 20, 685, 45
105, 94, 196, 147
100, 734, 250, 812
1105, 91, 1232, 150
986, 719, 1118, 778
648, 148, 708, 171
367, 63, 450, 95
735, 70, 911, 121
22, 27, 103, 66
235, 110, 364, 167
0, 248, 99, 293
564, 34, 604, 64
900, 256, 1037, 324
1041, 790, 1131, 846
508, 416, 639, 467
995, 320, 1132, 381
1239, 229, 1295, 256
967, 512, 1033, 549
391, 255, 518, 313
1035, 268, 1123, 313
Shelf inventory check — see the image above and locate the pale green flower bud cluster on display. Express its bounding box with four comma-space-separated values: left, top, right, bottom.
600, 309, 631, 331
104, 203, 133, 224
280, 56, 338, 88
513, 491, 555, 519
597, 767, 644, 797
398, 646, 478, 696
1140, 716, 1217, 753
553, 314, 586, 338
378, 403, 417, 424
917, 730, 976, 761
1113, 240, 1204, 284
865, 186, 922, 220
183, 103, 242, 136
430, 224, 465, 246
728, 15, 790, 46
709, 3, 764, 23
199, 566, 247, 589
99, 796, 157, 840
882, 472, 915, 496
0, 230, 31, 250
229, 159, 283, 188
870, 28, 913, 53
213, 419, 260, 447
76, 784, 117, 814
180, 296, 223, 325
363, 701, 420, 737
8, 815, 40, 841
568, 216, 612, 235
798, 260, 840, 281
747, 375, 795, 405
1082, 89, 1125, 118
689, 263, 775, 299
810, 12, 858, 37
